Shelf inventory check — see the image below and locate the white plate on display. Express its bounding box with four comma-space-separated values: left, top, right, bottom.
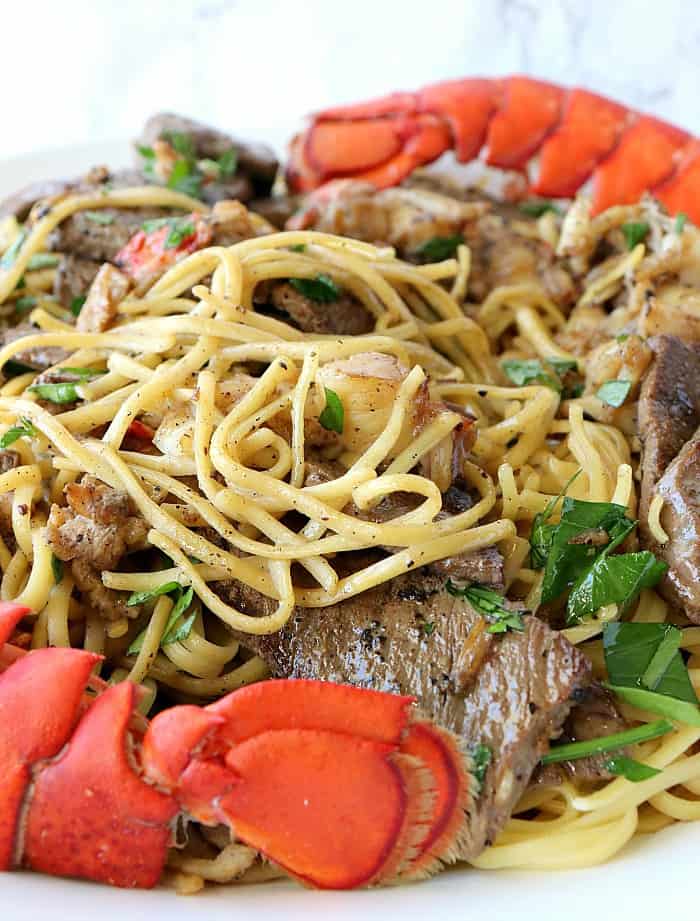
0, 142, 697, 921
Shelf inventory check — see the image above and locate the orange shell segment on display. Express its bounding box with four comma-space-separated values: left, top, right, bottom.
485, 76, 563, 169
655, 139, 700, 225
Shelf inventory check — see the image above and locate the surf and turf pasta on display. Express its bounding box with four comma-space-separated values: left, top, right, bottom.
0, 88, 699, 892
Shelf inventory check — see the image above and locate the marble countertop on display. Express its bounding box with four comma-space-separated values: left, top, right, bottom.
2, 0, 697, 160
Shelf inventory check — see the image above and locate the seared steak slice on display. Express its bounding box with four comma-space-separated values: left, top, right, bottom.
431, 546, 504, 588
638, 336, 700, 619
229, 571, 591, 856
0, 178, 74, 220
266, 281, 374, 336
645, 430, 700, 621
639, 335, 700, 523
48, 206, 169, 263
534, 683, 629, 786
137, 112, 278, 200
1, 323, 67, 371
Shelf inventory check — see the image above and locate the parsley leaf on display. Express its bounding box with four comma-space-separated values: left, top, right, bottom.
604, 755, 661, 782
27, 253, 59, 271
538, 498, 630, 603
502, 359, 559, 390
289, 244, 306, 252
422, 621, 436, 636
164, 131, 196, 160
141, 215, 196, 248
51, 554, 63, 584
604, 683, 700, 726
675, 212, 688, 234
529, 469, 582, 569
167, 159, 203, 198
519, 199, 561, 218
216, 148, 238, 179
621, 221, 649, 250
127, 581, 181, 607
70, 295, 86, 316
471, 744, 492, 793
446, 581, 525, 634
547, 357, 578, 374
14, 295, 37, 314
28, 382, 80, 404
604, 623, 697, 704
318, 387, 344, 433
416, 234, 464, 262
541, 719, 673, 764
0, 417, 36, 449
83, 211, 114, 225
567, 548, 667, 623
290, 273, 340, 303
596, 379, 631, 408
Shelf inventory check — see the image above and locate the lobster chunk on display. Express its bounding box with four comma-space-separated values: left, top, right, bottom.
287, 75, 700, 223
0, 610, 475, 892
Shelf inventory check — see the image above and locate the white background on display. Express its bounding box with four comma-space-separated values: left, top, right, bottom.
0, 0, 698, 160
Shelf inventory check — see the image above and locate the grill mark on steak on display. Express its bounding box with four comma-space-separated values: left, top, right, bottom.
225, 571, 591, 858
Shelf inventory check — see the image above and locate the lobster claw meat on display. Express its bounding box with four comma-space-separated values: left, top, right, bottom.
0, 605, 473, 891
287, 75, 700, 223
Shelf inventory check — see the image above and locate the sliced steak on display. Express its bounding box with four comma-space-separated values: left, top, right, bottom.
431, 546, 504, 588
639, 335, 700, 521
48, 206, 170, 263
228, 571, 591, 856
54, 254, 101, 309
0, 178, 74, 220
638, 336, 700, 619
266, 281, 374, 336
646, 430, 700, 621
534, 683, 629, 786
0, 323, 67, 371
137, 112, 278, 200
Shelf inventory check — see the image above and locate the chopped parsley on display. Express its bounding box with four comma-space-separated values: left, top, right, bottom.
422, 621, 436, 636
14, 295, 37, 314
167, 158, 203, 199
70, 295, 87, 316
596, 379, 631, 408
529, 469, 582, 569
446, 581, 525, 634
471, 743, 492, 792
0, 417, 36, 449
83, 210, 114, 225
604, 623, 697, 704
675, 212, 688, 234
27, 253, 59, 271
519, 199, 561, 218
568, 547, 667, 623
621, 221, 649, 250
289, 244, 306, 252
290, 273, 340, 303
200, 149, 238, 180
51, 554, 64, 585
141, 216, 196, 249
318, 387, 344, 433
501, 356, 581, 396
28, 382, 80, 404
541, 719, 673, 764
416, 234, 464, 262
127, 584, 196, 654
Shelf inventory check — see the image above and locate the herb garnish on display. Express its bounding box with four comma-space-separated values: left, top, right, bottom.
675, 212, 688, 234
0, 417, 36, 449
142, 216, 196, 249
83, 211, 114, 225
529, 469, 582, 569
621, 221, 649, 250
446, 581, 525, 634
28, 368, 106, 404
289, 244, 306, 252
603, 755, 660, 782
541, 719, 673, 764
471, 744, 492, 792
519, 199, 561, 218
422, 621, 436, 636
502, 356, 581, 396
604, 623, 697, 704
70, 295, 86, 316
167, 158, 203, 199
416, 235, 464, 262
290, 273, 340, 303
596, 379, 631, 408
200, 149, 238, 180
27, 254, 60, 271
127, 584, 196, 654
318, 387, 344, 433
51, 554, 64, 584
14, 295, 37, 314
0, 230, 28, 270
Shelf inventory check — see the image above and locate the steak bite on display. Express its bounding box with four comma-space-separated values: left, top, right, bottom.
229, 571, 591, 857
638, 335, 700, 620
265, 281, 374, 336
